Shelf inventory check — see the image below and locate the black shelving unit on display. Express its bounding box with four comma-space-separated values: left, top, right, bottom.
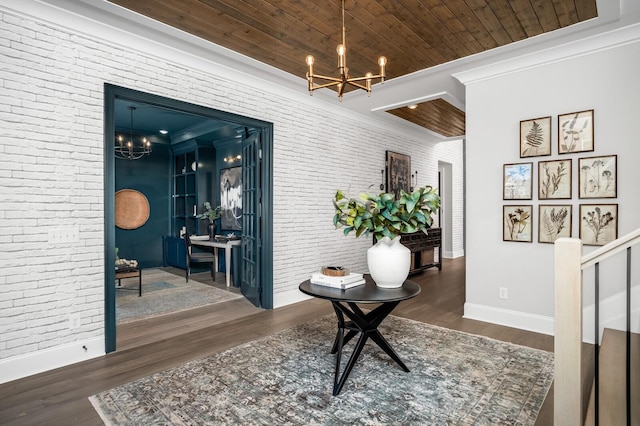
165, 142, 216, 269
173, 150, 198, 235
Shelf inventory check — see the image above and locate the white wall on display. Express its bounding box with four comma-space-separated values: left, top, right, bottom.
463, 26, 640, 335
0, 3, 464, 382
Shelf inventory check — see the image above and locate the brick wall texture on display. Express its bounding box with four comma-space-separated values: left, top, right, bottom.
0, 8, 463, 361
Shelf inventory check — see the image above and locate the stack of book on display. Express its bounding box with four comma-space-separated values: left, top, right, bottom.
310, 272, 365, 289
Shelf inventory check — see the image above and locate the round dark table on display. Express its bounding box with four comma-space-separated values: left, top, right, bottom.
299, 275, 420, 395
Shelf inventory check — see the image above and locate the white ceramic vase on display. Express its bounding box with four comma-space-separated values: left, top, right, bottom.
367, 236, 411, 288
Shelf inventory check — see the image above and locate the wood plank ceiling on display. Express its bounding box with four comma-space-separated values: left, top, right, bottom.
108, 0, 597, 137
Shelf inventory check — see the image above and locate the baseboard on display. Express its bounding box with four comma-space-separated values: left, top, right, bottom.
463, 303, 555, 336
273, 288, 311, 309
0, 336, 104, 384
443, 249, 464, 259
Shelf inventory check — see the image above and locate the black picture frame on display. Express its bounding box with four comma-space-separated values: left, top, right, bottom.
386, 151, 411, 199
220, 166, 242, 230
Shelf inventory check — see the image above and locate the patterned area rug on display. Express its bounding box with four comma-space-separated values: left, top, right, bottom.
90, 315, 554, 425
116, 269, 242, 324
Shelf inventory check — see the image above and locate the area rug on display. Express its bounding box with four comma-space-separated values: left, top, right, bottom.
116, 269, 242, 324
90, 314, 554, 425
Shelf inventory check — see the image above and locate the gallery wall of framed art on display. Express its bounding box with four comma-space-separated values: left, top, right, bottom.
504, 109, 619, 246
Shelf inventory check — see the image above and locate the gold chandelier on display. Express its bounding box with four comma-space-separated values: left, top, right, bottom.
115, 106, 151, 160
305, 0, 387, 101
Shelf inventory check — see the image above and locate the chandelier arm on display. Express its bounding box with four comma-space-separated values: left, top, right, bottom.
309, 81, 344, 91
308, 74, 344, 83
114, 106, 152, 160
346, 74, 383, 83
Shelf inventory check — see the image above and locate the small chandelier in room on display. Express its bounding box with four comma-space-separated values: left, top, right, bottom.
305, 0, 387, 101
115, 106, 151, 160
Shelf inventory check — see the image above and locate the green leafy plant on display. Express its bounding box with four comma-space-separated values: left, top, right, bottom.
333, 185, 440, 241
195, 201, 221, 223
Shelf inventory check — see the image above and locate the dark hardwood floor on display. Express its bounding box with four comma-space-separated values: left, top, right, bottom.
0, 258, 554, 425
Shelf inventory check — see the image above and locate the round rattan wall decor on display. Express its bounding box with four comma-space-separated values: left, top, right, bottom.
115, 189, 150, 230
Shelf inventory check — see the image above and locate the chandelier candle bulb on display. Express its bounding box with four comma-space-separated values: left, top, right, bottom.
337, 44, 346, 69
378, 56, 387, 80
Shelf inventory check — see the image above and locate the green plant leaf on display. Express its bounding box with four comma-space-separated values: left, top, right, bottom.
333, 186, 440, 241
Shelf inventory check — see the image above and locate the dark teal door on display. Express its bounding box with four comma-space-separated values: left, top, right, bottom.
241, 132, 261, 307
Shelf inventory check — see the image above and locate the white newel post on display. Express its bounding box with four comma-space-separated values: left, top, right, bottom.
554, 238, 583, 426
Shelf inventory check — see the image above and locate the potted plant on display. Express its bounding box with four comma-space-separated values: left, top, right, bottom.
195, 201, 221, 239
333, 185, 440, 287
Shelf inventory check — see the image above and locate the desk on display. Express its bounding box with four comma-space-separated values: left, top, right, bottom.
299, 276, 420, 395
190, 237, 241, 287
115, 267, 142, 296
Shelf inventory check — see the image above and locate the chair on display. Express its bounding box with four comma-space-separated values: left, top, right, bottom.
183, 233, 215, 282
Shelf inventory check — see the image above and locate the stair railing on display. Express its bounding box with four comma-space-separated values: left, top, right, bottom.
554, 227, 640, 426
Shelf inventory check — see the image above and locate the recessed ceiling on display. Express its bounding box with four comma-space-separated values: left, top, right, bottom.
107, 0, 598, 136
114, 99, 241, 146
387, 99, 466, 138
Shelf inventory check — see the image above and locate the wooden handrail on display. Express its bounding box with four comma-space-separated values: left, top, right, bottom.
582, 227, 640, 269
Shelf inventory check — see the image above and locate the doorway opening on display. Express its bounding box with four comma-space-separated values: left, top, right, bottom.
438, 161, 453, 258
104, 84, 273, 353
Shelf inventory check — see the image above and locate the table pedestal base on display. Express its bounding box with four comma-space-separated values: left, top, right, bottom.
330, 301, 409, 395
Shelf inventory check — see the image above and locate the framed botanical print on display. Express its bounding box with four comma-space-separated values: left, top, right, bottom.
538, 205, 572, 243
520, 116, 551, 158
580, 204, 617, 246
558, 109, 594, 154
386, 151, 411, 199
220, 166, 242, 230
503, 162, 533, 200
504, 205, 533, 242
538, 159, 571, 199
578, 155, 617, 198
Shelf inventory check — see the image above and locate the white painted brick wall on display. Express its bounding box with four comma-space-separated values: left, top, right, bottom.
0, 6, 464, 364
434, 139, 465, 254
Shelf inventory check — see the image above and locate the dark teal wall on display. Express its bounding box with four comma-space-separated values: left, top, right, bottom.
114, 139, 244, 270
115, 145, 171, 269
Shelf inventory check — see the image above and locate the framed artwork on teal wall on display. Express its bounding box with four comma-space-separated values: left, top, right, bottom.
220, 166, 242, 230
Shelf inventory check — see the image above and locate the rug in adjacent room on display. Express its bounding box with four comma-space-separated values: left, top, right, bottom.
116, 268, 242, 324
90, 314, 553, 425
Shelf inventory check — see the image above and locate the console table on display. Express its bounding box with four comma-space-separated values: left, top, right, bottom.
299, 276, 420, 395
401, 227, 442, 274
